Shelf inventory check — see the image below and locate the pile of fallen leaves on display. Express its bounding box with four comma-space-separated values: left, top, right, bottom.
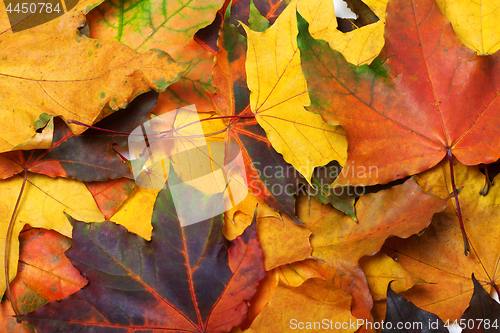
1, 0, 500, 331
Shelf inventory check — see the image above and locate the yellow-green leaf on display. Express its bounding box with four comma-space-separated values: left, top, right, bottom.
359, 252, 426, 301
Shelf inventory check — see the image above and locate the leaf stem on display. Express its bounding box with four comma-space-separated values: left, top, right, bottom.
169, 114, 255, 135
5, 168, 27, 316
447, 150, 470, 256
68, 114, 255, 137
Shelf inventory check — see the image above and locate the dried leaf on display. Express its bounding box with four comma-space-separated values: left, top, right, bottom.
436, 0, 500, 55
382, 282, 448, 333
461, 274, 500, 333
298, 178, 447, 321
0, 173, 104, 298
21, 170, 265, 332
0, 0, 184, 153
244, 278, 358, 333
299, 0, 500, 186
0, 227, 87, 332
382, 159, 500, 321
244, 0, 347, 183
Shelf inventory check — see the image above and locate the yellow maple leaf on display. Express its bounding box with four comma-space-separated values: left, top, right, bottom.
298, 0, 388, 66
243, 278, 358, 333
109, 186, 160, 240
436, 0, 500, 55
359, 252, 426, 301
244, 0, 347, 184
382, 159, 500, 321
0, 173, 104, 298
0, 0, 185, 153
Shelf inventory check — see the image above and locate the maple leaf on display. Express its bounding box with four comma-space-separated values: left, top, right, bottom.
298, 0, 500, 187
381, 159, 500, 321
211, 4, 304, 224
461, 274, 500, 333
0, 91, 159, 182
436, 0, 500, 55
85, 177, 135, 220
298, 0, 387, 66
382, 282, 448, 333
244, 0, 348, 184
359, 252, 426, 302
0, 226, 87, 331
0, 0, 184, 153
297, 178, 447, 323
212, 2, 354, 224
243, 278, 358, 333
87, 0, 224, 112
21, 170, 265, 332
0, 173, 104, 298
